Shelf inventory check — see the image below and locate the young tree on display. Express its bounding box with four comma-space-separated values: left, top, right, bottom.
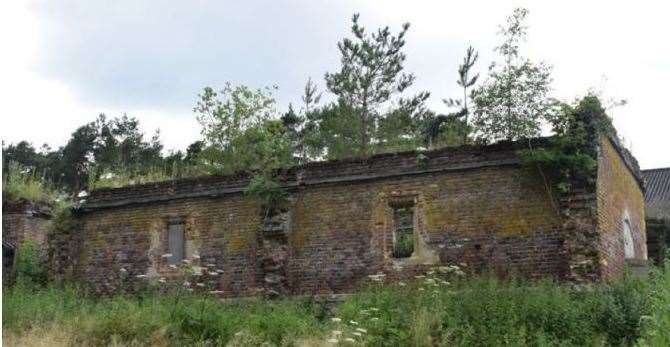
281, 78, 321, 165
194, 83, 294, 175
472, 8, 555, 142
325, 14, 429, 156
426, 46, 480, 148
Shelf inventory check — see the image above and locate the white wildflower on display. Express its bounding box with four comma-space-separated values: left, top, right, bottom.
398, 281, 407, 287
196, 282, 205, 287
353, 332, 362, 337
371, 317, 379, 321
349, 320, 359, 325
355, 328, 367, 333
136, 274, 147, 279
331, 317, 341, 323
119, 268, 127, 273
158, 278, 166, 283
169, 264, 178, 269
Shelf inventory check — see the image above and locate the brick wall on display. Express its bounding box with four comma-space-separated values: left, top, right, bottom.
2, 201, 51, 248
597, 137, 647, 279
2, 200, 52, 285
69, 142, 576, 296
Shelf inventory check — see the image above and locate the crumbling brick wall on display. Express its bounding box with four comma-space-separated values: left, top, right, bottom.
597, 137, 647, 279
2, 200, 51, 248
66, 138, 644, 297
2, 200, 52, 285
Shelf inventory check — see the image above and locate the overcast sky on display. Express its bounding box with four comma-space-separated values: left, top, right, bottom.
1, 0, 668, 169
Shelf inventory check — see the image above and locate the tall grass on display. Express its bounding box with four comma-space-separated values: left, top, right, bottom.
3, 266, 670, 346
87, 163, 206, 190
2, 161, 57, 203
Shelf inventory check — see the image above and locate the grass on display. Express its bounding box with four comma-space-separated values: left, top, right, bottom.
2, 161, 58, 204
3, 260, 670, 346
87, 164, 205, 190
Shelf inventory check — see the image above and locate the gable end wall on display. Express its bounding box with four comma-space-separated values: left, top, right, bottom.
597, 137, 647, 279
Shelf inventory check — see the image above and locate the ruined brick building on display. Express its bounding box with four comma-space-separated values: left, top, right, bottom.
45, 134, 647, 297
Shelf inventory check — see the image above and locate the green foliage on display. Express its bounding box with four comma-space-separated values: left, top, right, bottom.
519, 95, 612, 193
3, 113, 171, 194
87, 164, 206, 190
324, 13, 430, 157
48, 201, 78, 236
14, 241, 48, 288
246, 174, 288, 214
637, 254, 670, 346
4, 269, 667, 346
194, 83, 295, 213
2, 286, 325, 346
335, 272, 653, 346
392, 233, 414, 258
472, 8, 556, 142
435, 46, 480, 146
2, 161, 57, 203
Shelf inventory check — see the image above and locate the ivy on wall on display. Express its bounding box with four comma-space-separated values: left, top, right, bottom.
519, 95, 616, 193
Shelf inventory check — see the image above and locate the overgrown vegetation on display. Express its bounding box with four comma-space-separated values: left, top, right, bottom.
4, 262, 670, 346
2, 161, 58, 204
519, 95, 616, 193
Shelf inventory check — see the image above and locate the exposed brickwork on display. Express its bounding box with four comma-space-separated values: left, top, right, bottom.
597, 137, 647, 279
58, 137, 645, 296
2, 200, 51, 248
2, 200, 52, 285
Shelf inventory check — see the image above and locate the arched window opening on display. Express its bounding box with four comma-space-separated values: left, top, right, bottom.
622, 218, 635, 259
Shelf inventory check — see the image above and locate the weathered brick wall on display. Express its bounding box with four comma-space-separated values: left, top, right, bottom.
597, 137, 647, 279
72, 142, 572, 297
2, 201, 51, 248
2, 201, 52, 285
74, 196, 262, 295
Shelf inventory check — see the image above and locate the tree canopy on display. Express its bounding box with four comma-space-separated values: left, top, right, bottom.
3, 7, 621, 200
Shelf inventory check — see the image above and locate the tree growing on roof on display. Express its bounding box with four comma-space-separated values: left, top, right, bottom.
324, 14, 430, 157
472, 8, 556, 142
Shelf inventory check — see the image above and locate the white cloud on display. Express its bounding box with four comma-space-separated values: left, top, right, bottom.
1, 0, 668, 168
